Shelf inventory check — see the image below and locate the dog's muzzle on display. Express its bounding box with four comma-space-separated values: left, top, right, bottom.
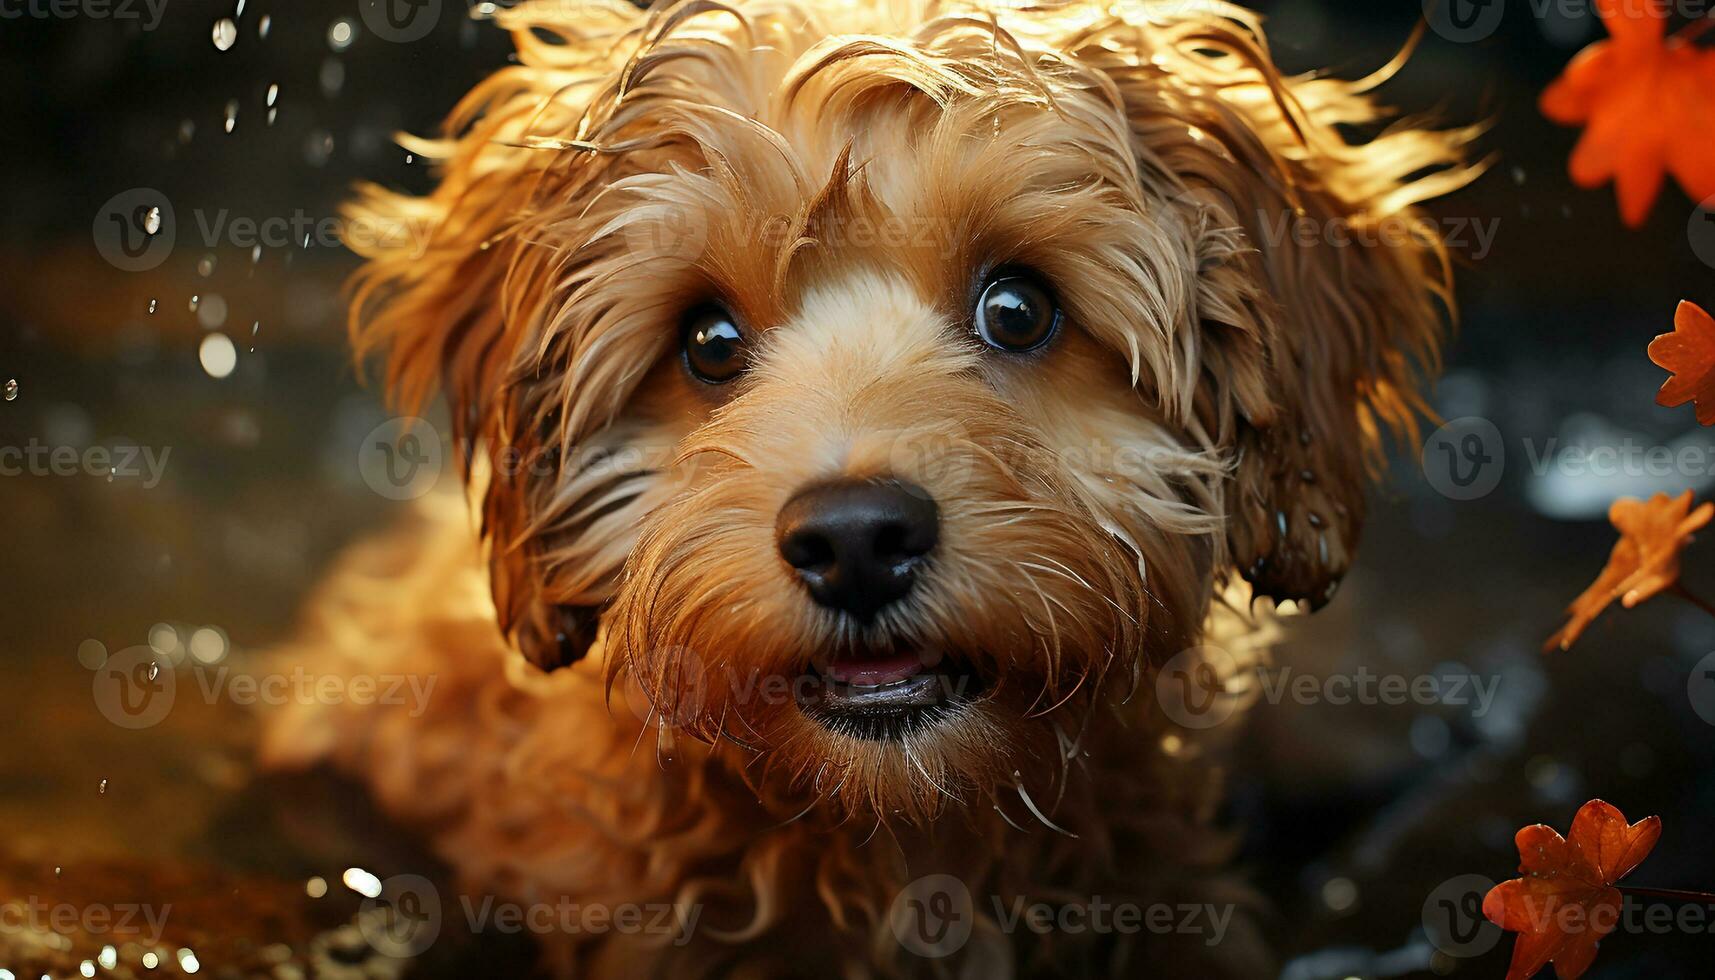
776, 479, 982, 737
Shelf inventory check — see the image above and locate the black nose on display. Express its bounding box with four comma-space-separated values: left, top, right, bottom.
776, 480, 939, 620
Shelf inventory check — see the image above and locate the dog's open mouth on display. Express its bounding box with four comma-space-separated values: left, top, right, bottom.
795, 650, 981, 739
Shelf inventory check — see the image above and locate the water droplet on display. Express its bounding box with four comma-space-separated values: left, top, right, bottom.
267, 107, 278, 126
3, 379, 16, 402
320, 58, 346, 97
328, 18, 356, 51
142, 207, 162, 235
76, 639, 107, 669
212, 18, 237, 51
188, 294, 200, 312
99, 946, 117, 970
147, 298, 157, 314
235, 0, 246, 17
80, 959, 96, 978
147, 660, 160, 682
196, 293, 228, 329
224, 99, 239, 133
142, 952, 160, 969
197, 254, 216, 277
251, 244, 262, 264
304, 130, 335, 167
341, 867, 382, 898
266, 83, 279, 107
199, 333, 238, 379
404, 153, 415, 164
258, 14, 271, 39
177, 948, 201, 974
98, 778, 107, 795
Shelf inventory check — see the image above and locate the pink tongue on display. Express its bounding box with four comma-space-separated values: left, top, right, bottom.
825, 652, 925, 687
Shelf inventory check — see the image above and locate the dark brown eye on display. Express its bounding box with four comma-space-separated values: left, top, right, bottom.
683, 306, 747, 384
974, 271, 1059, 352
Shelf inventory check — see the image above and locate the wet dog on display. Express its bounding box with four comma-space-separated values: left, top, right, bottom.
264, 1, 1476, 974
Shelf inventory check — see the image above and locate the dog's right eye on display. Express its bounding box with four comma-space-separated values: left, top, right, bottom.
683, 306, 747, 384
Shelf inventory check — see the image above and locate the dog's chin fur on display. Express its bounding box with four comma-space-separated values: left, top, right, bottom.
264, 0, 1479, 973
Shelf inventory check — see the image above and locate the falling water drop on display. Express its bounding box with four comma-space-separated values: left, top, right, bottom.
258, 14, 271, 39
224, 99, 239, 133
3, 379, 16, 402
328, 19, 356, 51
99, 779, 107, 795
212, 18, 237, 51
199, 333, 238, 379
147, 298, 157, 314
197, 254, 216, 277
142, 207, 162, 235
266, 83, 279, 107
188, 294, 200, 312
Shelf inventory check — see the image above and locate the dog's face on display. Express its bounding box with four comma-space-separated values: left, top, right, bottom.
348, 0, 1471, 817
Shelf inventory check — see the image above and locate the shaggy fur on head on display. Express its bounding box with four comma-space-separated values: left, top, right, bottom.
264, 0, 1478, 975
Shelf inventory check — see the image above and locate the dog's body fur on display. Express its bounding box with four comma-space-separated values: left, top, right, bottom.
263, 1, 1477, 974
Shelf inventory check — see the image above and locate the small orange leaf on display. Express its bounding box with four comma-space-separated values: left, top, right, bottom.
1544, 490, 1713, 651
1649, 301, 1715, 425
1539, 0, 1715, 227
1483, 800, 1662, 980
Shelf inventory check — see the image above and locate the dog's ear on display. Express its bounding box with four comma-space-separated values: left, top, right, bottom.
342, 3, 648, 669
1067, 10, 1480, 609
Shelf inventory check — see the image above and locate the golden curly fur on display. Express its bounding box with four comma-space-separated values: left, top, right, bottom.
262, 0, 1479, 975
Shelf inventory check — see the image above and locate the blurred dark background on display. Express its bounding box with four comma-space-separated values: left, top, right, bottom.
3, 0, 1715, 977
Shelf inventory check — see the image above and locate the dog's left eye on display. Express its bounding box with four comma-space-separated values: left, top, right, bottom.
683, 306, 748, 384
974, 271, 1060, 352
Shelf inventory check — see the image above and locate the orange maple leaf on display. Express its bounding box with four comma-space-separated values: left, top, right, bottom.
1539, 0, 1715, 227
1544, 490, 1713, 651
1483, 800, 1661, 980
1649, 301, 1715, 425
